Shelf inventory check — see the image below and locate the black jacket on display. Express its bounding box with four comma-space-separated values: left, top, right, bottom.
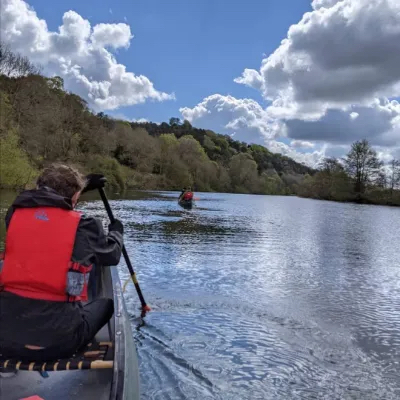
0, 187, 123, 348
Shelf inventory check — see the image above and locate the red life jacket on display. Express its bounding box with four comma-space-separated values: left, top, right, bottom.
183, 192, 193, 201
0, 207, 92, 302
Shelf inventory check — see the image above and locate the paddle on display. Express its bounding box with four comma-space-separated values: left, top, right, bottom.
98, 187, 151, 315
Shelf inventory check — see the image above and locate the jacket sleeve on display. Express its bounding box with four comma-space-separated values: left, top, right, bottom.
73, 215, 124, 267
5, 206, 15, 230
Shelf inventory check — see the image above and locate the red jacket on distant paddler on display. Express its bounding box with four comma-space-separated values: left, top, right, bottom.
182, 191, 193, 201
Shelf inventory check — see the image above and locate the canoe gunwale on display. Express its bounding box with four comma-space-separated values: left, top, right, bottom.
109, 266, 126, 400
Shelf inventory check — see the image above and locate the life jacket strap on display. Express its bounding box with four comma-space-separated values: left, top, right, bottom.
67, 261, 93, 302
69, 261, 93, 274
0, 252, 4, 291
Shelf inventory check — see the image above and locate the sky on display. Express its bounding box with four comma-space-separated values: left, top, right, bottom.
1, 0, 399, 166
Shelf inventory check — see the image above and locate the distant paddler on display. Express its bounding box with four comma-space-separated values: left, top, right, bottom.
178, 187, 194, 209
179, 186, 194, 202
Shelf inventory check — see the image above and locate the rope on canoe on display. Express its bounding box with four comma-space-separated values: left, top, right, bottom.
0, 341, 113, 371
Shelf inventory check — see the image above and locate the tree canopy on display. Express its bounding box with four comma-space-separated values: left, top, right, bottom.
0, 43, 314, 195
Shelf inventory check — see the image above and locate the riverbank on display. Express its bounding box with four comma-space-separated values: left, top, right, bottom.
296, 167, 400, 207
298, 192, 400, 207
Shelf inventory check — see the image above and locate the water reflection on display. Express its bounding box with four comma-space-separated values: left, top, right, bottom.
117, 193, 400, 399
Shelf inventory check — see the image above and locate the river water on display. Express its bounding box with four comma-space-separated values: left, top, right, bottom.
1, 191, 400, 399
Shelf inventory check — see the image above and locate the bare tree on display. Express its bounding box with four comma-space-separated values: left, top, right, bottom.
0, 41, 41, 77
376, 171, 387, 189
344, 139, 383, 194
389, 159, 400, 192
319, 157, 344, 174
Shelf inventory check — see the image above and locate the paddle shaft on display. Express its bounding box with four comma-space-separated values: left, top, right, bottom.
98, 188, 148, 310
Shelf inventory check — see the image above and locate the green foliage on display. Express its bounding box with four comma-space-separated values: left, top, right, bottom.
229, 153, 259, 193
260, 174, 286, 195
0, 130, 38, 189
169, 117, 181, 126
84, 155, 125, 192
297, 150, 400, 206
364, 188, 400, 206
203, 135, 216, 151
297, 170, 355, 202
0, 91, 13, 135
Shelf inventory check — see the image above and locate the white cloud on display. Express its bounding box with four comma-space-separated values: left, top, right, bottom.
311, 0, 342, 10
91, 23, 132, 49
266, 140, 326, 167
180, 93, 400, 167
290, 140, 315, 149
284, 99, 400, 147
350, 112, 359, 120
0, 0, 174, 111
183, 0, 400, 167
108, 113, 149, 123
180, 94, 279, 144
235, 0, 400, 120
180, 94, 326, 167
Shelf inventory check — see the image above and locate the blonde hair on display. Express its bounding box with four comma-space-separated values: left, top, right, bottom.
37, 163, 86, 199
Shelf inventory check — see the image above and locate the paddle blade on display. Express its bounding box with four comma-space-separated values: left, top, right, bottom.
140, 304, 151, 318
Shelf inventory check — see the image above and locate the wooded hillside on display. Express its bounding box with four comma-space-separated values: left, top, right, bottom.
0, 44, 313, 194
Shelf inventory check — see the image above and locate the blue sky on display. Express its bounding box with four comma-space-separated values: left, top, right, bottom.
2, 0, 400, 165
28, 0, 311, 123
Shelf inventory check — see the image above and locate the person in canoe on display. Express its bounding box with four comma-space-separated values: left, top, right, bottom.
178, 187, 194, 209
0, 163, 124, 363
179, 187, 193, 202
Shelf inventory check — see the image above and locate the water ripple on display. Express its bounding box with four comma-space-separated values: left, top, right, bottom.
79, 192, 400, 399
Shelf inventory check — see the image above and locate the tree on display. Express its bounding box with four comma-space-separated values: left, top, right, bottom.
0, 41, 41, 77
344, 139, 383, 194
250, 144, 273, 173
113, 125, 159, 173
169, 117, 181, 126
0, 130, 38, 188
229, 153, 259, 193
157, 133, 179, 175
177, 135, 211, 190
46, 76, 64, 91
376, 171, 387, 189
203, 135, 215, 151
319, 157, 344, 174
389, 159, 400, 192
182, 119, 192, 129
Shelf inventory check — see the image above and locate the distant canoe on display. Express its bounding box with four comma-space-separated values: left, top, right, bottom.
178, 198, 193, 209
